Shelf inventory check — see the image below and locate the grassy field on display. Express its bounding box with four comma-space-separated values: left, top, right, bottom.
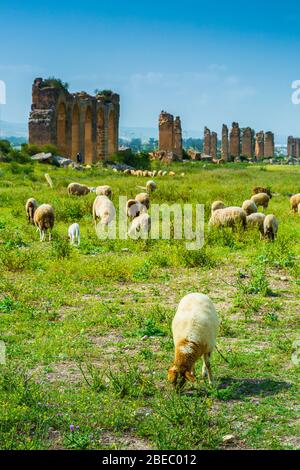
0, 160, 299, 450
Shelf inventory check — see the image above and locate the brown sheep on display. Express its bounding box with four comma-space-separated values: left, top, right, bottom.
34, 204, 55, 241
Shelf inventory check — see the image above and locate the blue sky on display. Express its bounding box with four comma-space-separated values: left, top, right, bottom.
1, 0, 300, 140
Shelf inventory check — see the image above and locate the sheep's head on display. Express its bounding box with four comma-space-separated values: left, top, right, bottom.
167, 365, 196, 388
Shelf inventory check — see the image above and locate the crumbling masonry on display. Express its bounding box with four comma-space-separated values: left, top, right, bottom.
287, 136, 300, 158
29, 78, 120, 163
158, 111, 183, 160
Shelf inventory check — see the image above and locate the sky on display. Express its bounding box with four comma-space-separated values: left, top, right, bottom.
1, 0, 300, 141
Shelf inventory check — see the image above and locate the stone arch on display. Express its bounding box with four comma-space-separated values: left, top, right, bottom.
96, 107, 105, 161
108, 109, 116, 156
84, 106, 93, 164
71, 104, 80, 159
57, 101, 67, 155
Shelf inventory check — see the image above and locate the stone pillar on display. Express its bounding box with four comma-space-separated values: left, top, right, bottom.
158, 111, 174, 153
203, 127, 211, 155
255, 131, 264, 160
264, 131, 274, 158
221, 124, 229, 161
173, 116, 183, 159
229, 122, 240, 159
287, 136, 294, 157
241, 127, 253, 159
210, 131, 218, 159
296, 138, 300, 158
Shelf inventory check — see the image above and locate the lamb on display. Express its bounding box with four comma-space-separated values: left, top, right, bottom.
168, 293, 219, 387
252, 186, 272, 199
146, 180, 156, 193
211, 200, 225, 213
126, 199, 145, 219
251, 192, 270, 209
290, 193, 300, 213
135, 192, 150, 210
68, 223, 80, 246
246, 212, 266, 235
128, 213, 151, 239
263, 214, 278, 241
92, 195, 116, 226
25, 198, 38, 224
33, 204, 55, 241
242, 199, 258, 216
68, 182, 90, 196
209, 206, 247, 229
95, 185, 113, 199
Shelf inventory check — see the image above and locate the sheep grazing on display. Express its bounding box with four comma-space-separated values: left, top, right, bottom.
290, 193, 300, 213
157, 170, 163, 176
68, 182, 90, 196
92, 195, 116, 226
123, 169, 131, 175
146, 180, 157, 193
135, 192, 150, 210
126, 199, 145, 219
95, 185, 113, 199
211, 200, 225, 213
263, 214, 278, 241
152, 170, 157, 177
25, 198, 38, 224
33, 204, 55, 242
128, 213, 151, 239
68, 223, 80, 246
298, 202, 300, 214
169, 171, 176, 176
242, 199, 258, 216
252, 186, 272, 199
168, 293, 219, 387
251, 192, 270, 209
246, 212, 266, 235
209, 206, 247, 229
162, 171, 168, 176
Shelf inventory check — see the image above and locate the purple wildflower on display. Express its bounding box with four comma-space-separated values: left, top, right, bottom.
70, 424, 75, 432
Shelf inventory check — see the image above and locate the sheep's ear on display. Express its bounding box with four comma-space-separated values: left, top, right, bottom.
184, 371, 196, 382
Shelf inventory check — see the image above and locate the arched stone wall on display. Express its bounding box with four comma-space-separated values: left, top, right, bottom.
97, 107, 105, 160
71, 104, 80, 159
108, 109, 116, 157
56, 101, 67, 155
84, 106, 93, 164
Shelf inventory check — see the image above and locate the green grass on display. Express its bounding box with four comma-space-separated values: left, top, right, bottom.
0, 160, 299, 450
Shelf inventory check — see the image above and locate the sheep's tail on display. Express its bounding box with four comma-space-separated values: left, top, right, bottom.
45, 173, 53, 188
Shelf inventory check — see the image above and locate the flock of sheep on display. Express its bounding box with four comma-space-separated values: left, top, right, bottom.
24, 177, 300, 388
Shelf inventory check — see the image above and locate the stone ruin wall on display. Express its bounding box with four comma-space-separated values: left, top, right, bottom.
157, 111, 183, 160
287, 136, 300, 158
29, 77, 120, 163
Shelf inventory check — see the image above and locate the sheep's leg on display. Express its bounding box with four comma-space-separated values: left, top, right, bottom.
41, 230, 45, 242
49, 230, 52, 242
203, 353, 213, 384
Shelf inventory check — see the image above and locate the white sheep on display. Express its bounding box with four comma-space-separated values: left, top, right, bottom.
263, 214, 278, 241
128, 213, 151, 239
95, 185, 113, 199
242, 199, 258, 216
251, 192, 270, 209
126, 199, 147, 219
135, 192, 150, 210
290, 193, 300, 213
298, 202, 300, 214
25, 198, 38, 224
168, 293, 219, 387
68, 223, 80, 246
246, 212, 266, 235
68, 182, 90, 196
211, 200, 226, 213
146, 180, 157, 193
33, 204, 55, 241
209, 206, 247, 229
92, 195, 116, 226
